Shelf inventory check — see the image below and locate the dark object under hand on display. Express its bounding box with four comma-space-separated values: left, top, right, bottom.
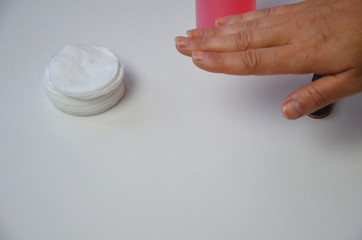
308, 74, 334, 119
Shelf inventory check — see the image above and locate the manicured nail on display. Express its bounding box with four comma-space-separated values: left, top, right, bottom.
282, 100, 304, 119
192, 51, 206, 62
216, 16, 229, 26
175, 36, 192, 48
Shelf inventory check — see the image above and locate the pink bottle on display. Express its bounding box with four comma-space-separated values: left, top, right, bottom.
196, 0, 256, 28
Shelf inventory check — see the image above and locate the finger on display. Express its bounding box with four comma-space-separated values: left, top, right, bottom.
216, 2, 307, 26
282, 70, 362, 120
187, 14, 289, 38
176, 26, 288, 56
191, 45, 311, 75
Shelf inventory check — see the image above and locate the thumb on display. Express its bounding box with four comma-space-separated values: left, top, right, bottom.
281, 71, 361, 120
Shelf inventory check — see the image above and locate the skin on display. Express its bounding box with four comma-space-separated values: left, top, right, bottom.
175, 0, 362, 120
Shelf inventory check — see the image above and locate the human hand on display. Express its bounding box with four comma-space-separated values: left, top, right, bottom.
175, 0, 362, 120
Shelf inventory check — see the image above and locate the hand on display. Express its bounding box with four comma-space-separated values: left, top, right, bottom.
175, 0, 362, 120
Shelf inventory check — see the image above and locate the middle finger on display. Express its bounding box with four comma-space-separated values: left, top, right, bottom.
176, 25, 289, 57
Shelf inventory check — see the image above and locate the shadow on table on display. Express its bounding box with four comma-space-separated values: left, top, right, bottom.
222, 73, 362, 146
118, 64, 137, 105
322, 94, 362, 146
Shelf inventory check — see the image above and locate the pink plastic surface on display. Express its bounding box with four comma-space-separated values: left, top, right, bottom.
196, 0, 256, 28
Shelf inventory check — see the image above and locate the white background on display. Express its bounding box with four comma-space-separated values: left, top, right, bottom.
1, 0, 361, 239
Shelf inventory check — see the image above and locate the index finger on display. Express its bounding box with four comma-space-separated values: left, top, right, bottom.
216, 2, 307, 26
191, 45, 314, 75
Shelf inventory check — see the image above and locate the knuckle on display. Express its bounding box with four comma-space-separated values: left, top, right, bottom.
288, 14, 311, 29
292, 42, 317, 70
290, 8, 330, 33
289, 16, 305, 29
213, 27, 221, 36
242, 49, 259, 73
215, 53, 224, 64
214, 53, 226, 71
237, 14, 244, 22
235, 30, 251, 50
305, 84, 328, 107
263, 8, 273, 17
245, 19, 259, 30
300, 45, 314, 64
200, 36, 209, 49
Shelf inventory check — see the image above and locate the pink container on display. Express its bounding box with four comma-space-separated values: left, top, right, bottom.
196, 0, 256, 28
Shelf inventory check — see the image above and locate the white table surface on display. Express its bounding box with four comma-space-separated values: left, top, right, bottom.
1, 0, 361, 239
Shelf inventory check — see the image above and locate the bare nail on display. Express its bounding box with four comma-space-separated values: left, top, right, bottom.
188, 29, 205, 37
216, 16, 229, 26
175, 36, 192, 48
186, 30, 195, 37
282, 100, 304, 119
192, 51, 206, 62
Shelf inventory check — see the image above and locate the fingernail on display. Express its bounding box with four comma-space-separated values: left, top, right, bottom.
175, 36, 192, 48
216, 16, 229, 26
192, 51, 206, 62
187, 29, 204, 37
282, 100, 304, 119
